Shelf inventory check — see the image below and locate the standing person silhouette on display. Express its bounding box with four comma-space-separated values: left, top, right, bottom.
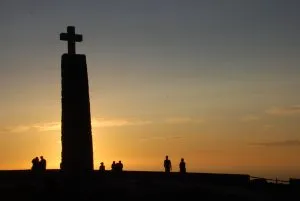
179, 158, 186, 173
164, 155, 172, 173
31, 157, 39, 172
118, 161, 123, 172
99, 162, 105, 171
111, 161, 116, 171
39, 156, 46, 171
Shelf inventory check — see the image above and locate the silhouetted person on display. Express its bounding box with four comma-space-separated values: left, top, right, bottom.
179, 158, 186, 173
31, 157, 39, 172
39, 156, 46, 171
99, 162, 105, 171
111, 161, 116, 171
117, 160, 123, 172
164, 155, 172, 173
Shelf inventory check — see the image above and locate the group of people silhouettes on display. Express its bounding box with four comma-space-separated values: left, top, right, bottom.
99, 156, 185, 173
111, 160, 123, 172
31, 156, 184, 173
164, 155, 186, 173
98, 160, 124, 172
31, 156, 47, 172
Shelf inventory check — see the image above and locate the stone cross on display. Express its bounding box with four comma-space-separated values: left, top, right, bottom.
60, 26, 82, 54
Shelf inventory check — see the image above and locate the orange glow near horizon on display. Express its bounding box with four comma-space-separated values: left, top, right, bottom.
1, 117, 300, 180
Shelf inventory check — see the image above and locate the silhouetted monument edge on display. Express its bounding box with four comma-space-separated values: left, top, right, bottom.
60, 26, 94, 173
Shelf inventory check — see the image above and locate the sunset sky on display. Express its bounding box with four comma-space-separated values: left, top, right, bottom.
0, 1, 300, 180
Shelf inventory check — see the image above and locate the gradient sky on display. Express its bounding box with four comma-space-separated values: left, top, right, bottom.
0, 0, 300, 180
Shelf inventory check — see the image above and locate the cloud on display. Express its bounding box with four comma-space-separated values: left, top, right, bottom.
1, 125, 32, 133
1, 123, 59, 133
263, 124, 274, 130
249, 140, 300, 147
266, 105, 300, 116
240, 115, 260, 122
1, 117, 152, 133
139, 136, 182, 142
193, 149, 222, 154
33, 122, 61, 132
164, 117, 204, 124
91, 118, 151, 128
2, 116, 205, 134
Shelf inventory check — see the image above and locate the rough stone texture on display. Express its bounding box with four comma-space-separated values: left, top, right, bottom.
61, 54, 93, 173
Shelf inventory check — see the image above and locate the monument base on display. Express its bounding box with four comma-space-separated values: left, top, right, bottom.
61, 54, 94, 173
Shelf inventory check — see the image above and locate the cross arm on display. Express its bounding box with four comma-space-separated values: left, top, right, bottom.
75, 34, 83, 42
60, 33, 83, 42
60, 33, 69, 41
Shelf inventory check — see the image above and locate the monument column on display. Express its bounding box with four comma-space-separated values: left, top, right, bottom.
60, 26, 94, 173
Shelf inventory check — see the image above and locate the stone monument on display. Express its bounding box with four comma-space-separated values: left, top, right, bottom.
60, 26, 94, 172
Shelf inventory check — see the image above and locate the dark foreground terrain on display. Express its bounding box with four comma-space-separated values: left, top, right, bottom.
0, 170, 298, 201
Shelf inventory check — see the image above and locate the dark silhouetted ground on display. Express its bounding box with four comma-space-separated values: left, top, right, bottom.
0, 170, 298, 201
